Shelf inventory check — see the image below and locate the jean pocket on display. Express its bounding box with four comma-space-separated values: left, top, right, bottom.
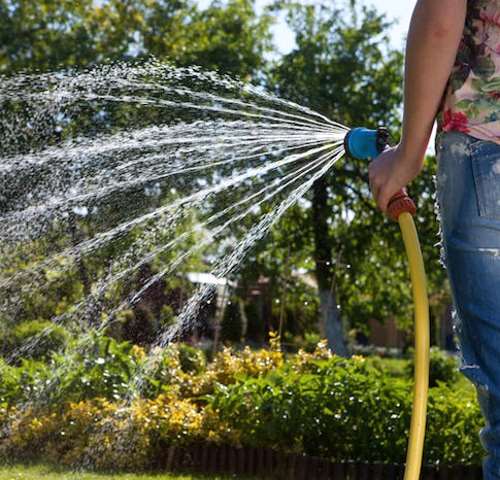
470, 143, 500, 220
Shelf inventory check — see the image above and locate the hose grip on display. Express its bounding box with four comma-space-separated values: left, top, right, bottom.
387, 188, 417, 221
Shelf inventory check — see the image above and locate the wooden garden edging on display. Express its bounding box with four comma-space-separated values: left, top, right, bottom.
160, 443, 483, 479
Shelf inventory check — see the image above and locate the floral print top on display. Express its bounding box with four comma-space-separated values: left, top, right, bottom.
438, 0, 500, 144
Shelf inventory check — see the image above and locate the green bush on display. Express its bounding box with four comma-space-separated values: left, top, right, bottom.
49, 334, 141, 403
0, 357, 51, 405
364, 356, 409, 378
406, 347, 459, 387
209, 355, 411, 463
178, 343, 206, 374
5, 320, 69, 361
209, 353, 483, 465
302, 331, 322, 353
426, 383, 483, 464
0, 335, 201, 406
0, 334, 143, 406
0, 341, 484, 468
0, 358, 22, 405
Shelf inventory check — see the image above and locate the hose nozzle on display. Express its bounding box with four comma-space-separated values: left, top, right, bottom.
344, 126, 416, 221
344, 127, 389, 160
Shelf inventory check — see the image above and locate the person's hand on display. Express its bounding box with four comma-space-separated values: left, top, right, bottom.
368, 143, 424, 215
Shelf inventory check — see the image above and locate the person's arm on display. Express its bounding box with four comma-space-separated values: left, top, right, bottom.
369, 0, 467, 214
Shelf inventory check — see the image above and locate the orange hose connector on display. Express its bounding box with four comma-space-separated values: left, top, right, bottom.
387, 188, 417, 222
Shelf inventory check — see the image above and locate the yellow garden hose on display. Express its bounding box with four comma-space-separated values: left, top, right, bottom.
391, 206, 430, 480
343, 127, 431, 478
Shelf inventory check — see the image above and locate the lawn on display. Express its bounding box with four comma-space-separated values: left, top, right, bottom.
0, 464, 254, 480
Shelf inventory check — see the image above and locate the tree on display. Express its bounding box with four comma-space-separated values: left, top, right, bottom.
0, 0, 451, 354
0, 0, 273, 337
267, 1, 404, 355
0, 0, 272, 78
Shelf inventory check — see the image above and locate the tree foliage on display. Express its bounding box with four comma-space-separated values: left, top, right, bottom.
0, 0, 272, 78
262, 1, 447, 337
0, 0, 450, 347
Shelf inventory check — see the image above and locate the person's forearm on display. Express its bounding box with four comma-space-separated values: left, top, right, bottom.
400, 0, 467, 163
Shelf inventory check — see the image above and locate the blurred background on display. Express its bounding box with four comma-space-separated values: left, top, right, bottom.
0, 0, 455, 360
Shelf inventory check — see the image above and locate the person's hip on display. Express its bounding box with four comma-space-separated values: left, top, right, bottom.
435, 131, 500, 251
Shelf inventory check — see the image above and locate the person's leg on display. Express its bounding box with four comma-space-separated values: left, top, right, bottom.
436, 131, 500, 479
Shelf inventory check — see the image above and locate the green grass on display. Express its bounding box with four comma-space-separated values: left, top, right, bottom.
0, 463, 254, 480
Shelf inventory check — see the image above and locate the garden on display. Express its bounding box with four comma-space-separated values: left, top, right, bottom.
0, 330, 484, 475
0, 0, 487, 478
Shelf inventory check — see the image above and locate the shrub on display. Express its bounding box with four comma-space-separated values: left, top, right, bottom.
208, 351, 483, 465
0, 394, 231, 470
177, 343, 206, 374
48, 333, 142, 403
0, 358, 22, 405
169, 335, 285, 399
0, 339, 484, 469
5, 320, 69, 361
0, 334, 144, 407
425, 383, 484, 465
209, 354, 413, 463
406, 347, 459, 387
0, 357, 51, 405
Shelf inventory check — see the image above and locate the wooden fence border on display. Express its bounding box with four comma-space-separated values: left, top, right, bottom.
159, 443, 483, 479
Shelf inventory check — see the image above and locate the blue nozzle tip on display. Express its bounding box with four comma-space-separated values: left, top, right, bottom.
345, 127, 380, 161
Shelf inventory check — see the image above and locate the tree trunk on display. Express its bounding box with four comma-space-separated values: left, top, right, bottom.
312, 177, 349, 357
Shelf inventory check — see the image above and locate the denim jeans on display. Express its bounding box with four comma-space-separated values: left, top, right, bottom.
436, 131, 500, 479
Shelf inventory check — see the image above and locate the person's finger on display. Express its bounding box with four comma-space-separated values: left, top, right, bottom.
377, 185, 393, 214
380, 186, 401, 215
371, 177, 382, 207
378, 193, 389, 214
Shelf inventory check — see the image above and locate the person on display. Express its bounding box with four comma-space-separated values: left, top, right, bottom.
368, 0, 500, 477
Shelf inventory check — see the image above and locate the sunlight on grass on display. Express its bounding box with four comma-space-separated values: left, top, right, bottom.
0, 463, 248, 480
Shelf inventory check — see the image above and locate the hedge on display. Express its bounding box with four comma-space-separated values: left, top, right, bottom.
0, 336, 485, 470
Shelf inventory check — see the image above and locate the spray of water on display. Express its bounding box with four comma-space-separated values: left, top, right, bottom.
0, 61, 349, 412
